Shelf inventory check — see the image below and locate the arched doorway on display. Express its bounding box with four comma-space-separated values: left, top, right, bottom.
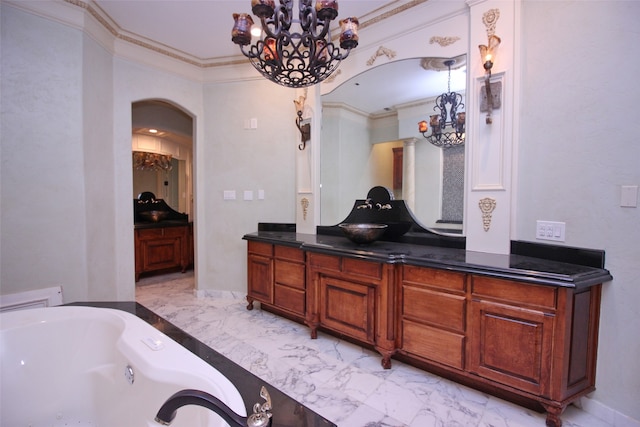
131, 100, 195, 284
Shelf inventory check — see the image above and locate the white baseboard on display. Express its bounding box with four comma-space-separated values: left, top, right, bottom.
578, 396, 640, 427
195, 289, 246, 300
0, 286, 63, 312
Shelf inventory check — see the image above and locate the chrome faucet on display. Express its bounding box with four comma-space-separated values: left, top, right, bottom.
155, 386, 272, 427
376, 203, 392, 210
357, 198, 373, 209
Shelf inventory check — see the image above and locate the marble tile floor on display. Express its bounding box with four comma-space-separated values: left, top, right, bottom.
135, 272, 612, 427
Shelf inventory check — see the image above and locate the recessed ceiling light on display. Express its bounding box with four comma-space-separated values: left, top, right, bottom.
148, 129, 158, 134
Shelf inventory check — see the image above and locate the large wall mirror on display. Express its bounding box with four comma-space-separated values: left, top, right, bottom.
320, 56, 466, 234
131, 100, 193, 218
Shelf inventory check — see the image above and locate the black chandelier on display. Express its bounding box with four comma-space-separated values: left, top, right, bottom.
418, 59, 465, 148
231, 0, 359, 88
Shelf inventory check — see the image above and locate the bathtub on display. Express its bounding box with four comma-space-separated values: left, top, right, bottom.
0, 306, 247, 427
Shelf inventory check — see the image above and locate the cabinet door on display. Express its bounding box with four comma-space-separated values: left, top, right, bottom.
319, 276, 375, 343
469, 300, 554, 396
247, 254, 273, 304
137, 228, 186, 273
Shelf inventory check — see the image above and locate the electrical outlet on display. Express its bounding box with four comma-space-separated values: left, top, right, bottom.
536, 220, 565, 242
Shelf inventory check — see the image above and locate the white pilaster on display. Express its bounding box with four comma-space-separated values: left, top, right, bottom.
402, 138, 418, 211
465, 0, 519, 254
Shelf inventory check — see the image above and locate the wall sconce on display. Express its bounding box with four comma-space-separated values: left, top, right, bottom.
294, 94, 311, 150
478, 34, 501, 124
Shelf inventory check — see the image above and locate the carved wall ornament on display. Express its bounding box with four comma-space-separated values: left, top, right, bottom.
478, 197, 496, 231
301, 197, 310, 221
366, 46, 397, 66
420, 54, 466, 72
325, 69, 341, 84
429, 36, 460, 47
482, 9, 501, 38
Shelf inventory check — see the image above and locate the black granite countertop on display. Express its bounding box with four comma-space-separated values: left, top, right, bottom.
243, 231, 612, 289
67, 302, 335, 427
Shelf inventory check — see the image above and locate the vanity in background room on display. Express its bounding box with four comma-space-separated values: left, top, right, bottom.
243, 191, 612, 427
134, 192, 193, 281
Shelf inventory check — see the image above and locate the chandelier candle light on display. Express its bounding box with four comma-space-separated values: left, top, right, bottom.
232, 0, 359, 88
418, 59, 466, 148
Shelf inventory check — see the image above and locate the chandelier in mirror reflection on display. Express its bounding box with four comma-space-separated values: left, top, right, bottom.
418, 59, 466, 148
133, 151, 173, 172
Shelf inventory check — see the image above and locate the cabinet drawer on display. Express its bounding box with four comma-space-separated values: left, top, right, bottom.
403, 265, 466, 293
137, 228, 165, 239
472, 276, 557, 310
275, 245, 304, 262
248, 241, 273, 257
308, 253, 341, 272
402, 320, 464, 370
161, 226, 187, 237
274, 283, 305, 316
403, 285, 466, 332
343, 258, 382, 280
275, 260, 305, 290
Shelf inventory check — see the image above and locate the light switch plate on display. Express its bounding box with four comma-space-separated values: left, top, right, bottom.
621, 185, 638, 207
243, 190, 253, 201
536, 220, 565, 242
223, 190, 236, 200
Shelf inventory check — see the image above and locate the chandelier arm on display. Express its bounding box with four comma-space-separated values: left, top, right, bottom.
298, 3, 332, 41
277, 0, 293, 32
298, 0, 314, 31
239, 43, 261, 60
261, 3, 291, 40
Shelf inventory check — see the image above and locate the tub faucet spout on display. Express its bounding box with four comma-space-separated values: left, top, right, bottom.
155, 386, 272, 427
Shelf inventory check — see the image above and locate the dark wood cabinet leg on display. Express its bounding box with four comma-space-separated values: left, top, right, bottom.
377, 348, 394, 369
309, 326, 318, 339
246, 295, 255, 310
542, 404, 565, 427
381, 355, 392, 369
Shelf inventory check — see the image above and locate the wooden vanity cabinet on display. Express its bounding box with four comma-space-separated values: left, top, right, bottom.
135, 224, 190, 281
468, 276, 602, 426
245, 239, 605, 426
398, 268, 602, 426
306, 252, 396, 368
246, 242, 306, 321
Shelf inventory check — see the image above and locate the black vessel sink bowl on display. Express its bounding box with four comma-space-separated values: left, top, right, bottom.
339, 223, 388, 244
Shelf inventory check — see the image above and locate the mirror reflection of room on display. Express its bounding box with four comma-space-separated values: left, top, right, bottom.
131, 100, 193, 218
320, 56, 466, 234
